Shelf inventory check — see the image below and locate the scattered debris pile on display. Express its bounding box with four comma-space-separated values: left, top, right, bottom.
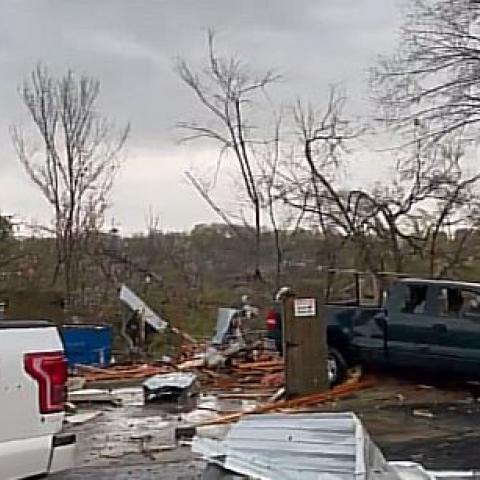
192, 376, 373, 426
71, 323, 285, 390
68, 323, 369, 418
62, 289, 480, 476
76, 363, 172, 383
198, 358, 285, 395
71, 293, 275, 393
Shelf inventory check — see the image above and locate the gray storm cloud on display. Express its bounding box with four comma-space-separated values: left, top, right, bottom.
0, 0, 399, 233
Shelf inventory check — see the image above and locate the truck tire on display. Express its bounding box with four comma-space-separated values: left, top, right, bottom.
328, 347, 347, 387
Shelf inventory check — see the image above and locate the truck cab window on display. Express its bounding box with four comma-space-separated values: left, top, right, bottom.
439, 288, 461, 317
402, 285, 427, 314
438, 288, 480, 319
460, 290, 480, 320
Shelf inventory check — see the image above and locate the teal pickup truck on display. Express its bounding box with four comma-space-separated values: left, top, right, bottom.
266, 278, 480, 385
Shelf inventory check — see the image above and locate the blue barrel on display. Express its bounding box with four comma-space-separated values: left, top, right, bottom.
61, 324, 112, 368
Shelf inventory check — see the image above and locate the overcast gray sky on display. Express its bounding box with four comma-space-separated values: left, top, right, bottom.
0, 0, 401, 234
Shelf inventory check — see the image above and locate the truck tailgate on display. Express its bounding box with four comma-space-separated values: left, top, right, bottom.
0, 322, 67, 478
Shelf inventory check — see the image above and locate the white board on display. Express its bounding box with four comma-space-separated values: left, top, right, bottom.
293, 298, 316, 317
119, 285, 168, 332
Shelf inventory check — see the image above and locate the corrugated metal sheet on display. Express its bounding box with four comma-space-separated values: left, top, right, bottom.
193, 413, 477, 480
193, 412, 397, 480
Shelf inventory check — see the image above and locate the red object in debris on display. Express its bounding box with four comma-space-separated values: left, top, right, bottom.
266, 309, 277, 330
24, 351, 68, 414
262, 372, 285, 388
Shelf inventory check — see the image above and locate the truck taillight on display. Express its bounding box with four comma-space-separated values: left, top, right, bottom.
266, 309, 277, 330
24, 351, 67, 414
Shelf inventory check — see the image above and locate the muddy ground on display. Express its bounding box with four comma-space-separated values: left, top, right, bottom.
333, 376, 480, 470
53, 390, 206, 480
52, 374, 480, 479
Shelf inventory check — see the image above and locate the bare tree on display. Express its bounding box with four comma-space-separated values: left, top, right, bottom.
256, 115, 307, 289
370, 0, 480, 272
176, 30, 280, 280
372, 0, 480, 145
363, 123, 480, 276
184, 171, 250, 243
275, 88, 373, 269
277, 88, 480, 275
11, 64, 129, 302
257, 116, 284, 288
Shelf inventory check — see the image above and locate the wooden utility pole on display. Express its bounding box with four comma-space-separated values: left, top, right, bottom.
281, 293, 328, 398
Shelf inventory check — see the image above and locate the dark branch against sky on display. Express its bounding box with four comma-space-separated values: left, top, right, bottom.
0, 0, 399, 233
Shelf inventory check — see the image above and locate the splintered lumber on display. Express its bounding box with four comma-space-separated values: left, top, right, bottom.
78, 363, 172, 382
217, 393, 274, 399
234, 359, 283, 371
76, 347, 282, 388
196, 376, 376, 426
76, 364, 112, 374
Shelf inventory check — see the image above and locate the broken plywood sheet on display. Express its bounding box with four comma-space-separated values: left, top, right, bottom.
68, 388, 122, 406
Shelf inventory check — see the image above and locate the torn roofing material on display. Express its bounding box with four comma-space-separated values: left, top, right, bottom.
119, 285, 168, 332
193, 412, 478, 480
211, 308, 239, 345
193, 412, 398, 480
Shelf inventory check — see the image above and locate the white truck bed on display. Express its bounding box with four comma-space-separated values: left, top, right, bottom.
0, 320, 75, 479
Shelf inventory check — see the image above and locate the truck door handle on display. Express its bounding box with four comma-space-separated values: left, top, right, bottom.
433, 323, 447, 334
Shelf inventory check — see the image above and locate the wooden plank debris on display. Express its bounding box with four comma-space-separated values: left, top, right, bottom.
195, 376, 376, 426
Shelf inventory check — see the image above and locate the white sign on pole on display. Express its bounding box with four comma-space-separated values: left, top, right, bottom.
293, 298, 316, 317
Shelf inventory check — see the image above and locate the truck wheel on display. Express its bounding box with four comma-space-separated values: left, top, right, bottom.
328, 347, 347, 387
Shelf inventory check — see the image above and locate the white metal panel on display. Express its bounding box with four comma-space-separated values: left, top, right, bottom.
119, 285, 167, 332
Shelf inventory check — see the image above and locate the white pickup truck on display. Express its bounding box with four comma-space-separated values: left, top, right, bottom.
0, 320, 76, 479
